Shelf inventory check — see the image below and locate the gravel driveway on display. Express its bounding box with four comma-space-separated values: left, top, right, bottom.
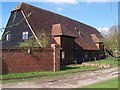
2, 67, 119, 88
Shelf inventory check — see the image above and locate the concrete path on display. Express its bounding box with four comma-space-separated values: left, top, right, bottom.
2, 67, 119, 88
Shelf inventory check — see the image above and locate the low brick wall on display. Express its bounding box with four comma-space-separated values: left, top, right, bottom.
2, 47, 60, 74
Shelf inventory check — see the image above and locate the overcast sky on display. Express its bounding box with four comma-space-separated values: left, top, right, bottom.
0, 0, 118, 37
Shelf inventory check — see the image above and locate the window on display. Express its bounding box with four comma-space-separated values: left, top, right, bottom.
62, 51, 65, 59
6, 34, 11, 41
22, 31, 28, 40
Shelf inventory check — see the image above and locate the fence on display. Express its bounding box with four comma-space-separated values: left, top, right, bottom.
61, 56, 119, 68
80, 56, 119, 68
2, 47, 60, 74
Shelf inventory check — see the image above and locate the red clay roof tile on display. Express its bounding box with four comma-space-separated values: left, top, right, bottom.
13, 2, 103, 50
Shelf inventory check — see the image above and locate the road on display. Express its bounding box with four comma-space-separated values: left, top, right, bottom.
2, 67, 119, 88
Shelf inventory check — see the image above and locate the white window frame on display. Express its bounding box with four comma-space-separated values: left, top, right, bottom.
62, 51, 65, 59
6, 34, 11, 41
22, 31, 28, 40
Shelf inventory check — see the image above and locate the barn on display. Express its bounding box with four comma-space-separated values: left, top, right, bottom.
2, 2, 105, 66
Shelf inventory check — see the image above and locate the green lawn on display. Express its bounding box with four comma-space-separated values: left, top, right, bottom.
86, 57, 119, 66
81, 77, 119, 88
1, 65, 98, 83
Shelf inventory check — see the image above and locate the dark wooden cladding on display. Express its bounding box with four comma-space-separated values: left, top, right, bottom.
2, 10, 33, 47
60, 36, 75, 65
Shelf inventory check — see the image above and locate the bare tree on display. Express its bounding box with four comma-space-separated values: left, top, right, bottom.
101, 25, 119, 56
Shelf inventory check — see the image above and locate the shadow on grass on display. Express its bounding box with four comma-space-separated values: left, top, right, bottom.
60, 65, 80, 70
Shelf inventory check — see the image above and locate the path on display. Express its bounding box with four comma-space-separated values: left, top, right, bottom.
82, 63, 111, 68
2, 67, 119, 88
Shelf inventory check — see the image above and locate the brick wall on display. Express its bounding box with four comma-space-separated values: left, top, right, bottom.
2, 47, 60, 74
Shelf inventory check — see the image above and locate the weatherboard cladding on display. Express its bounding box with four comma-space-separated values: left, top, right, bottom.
2, 10, 33, 47
12, 2, 102, 50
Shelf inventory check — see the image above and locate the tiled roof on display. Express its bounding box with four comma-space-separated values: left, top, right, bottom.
52, 24, 77, 37
52, 24, 62, 36
11, 3, 23, 12
12, 2, 103, 50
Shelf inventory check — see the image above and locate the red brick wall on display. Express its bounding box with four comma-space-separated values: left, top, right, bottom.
2, 48, 60, 74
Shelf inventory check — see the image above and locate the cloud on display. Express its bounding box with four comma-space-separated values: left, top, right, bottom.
42, 0, 119, 3
79, 0, 119, 2
2, 0, 79, 4
57, 7, 63, 11
84, 0, 108, 2
42, 0, 79, 4
2, 0, 119, 2
97, 27, 109, 35
97, 27, 109, 32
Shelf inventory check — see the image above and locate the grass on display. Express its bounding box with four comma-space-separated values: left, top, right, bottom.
1, 65, 98, 83
86, 57, 120, 66
81, 77, 119, 88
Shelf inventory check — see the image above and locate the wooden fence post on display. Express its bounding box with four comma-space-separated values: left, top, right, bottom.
89, 58, 91, 66
83, 58, 84, 67
94, 57, 96, 66
51, 44, 56, 71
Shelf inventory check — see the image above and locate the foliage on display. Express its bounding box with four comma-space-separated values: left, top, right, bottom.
86, 57, 119, 66
101, 25, 119, 55
38, 32, 50, 48
19, 36, 39, 48
19, 32, 50, 48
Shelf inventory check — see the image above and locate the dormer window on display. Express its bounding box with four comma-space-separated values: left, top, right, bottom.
22, 31, 28, 40
6, 34, 11, 41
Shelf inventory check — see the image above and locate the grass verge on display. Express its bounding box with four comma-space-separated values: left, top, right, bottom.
81, 77, 119, 88
1, 65, 98, 83
86, 57, 120, 66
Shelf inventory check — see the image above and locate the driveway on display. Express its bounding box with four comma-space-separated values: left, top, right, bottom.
2, 67, 119, 88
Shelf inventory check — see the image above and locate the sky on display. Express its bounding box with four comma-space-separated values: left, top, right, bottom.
0, 0, 118, 37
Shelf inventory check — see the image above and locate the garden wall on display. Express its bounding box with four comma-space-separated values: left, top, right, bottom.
2, 47, 60, 74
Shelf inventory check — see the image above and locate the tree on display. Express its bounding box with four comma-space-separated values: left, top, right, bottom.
19, 36, 39, 48
38, 32, 50, 48
101, 25, 119, 56
19, 32, 50, 48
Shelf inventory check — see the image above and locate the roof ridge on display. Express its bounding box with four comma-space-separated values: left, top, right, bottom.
11, 2, 25, 12
14, 2, 97, 30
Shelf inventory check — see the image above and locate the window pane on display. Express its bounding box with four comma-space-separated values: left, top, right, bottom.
22, 31, 28, 40
62, 52, 65, 59
26, 32, 28, 34
6, 34, 11, 41
23, 32, 26, 34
